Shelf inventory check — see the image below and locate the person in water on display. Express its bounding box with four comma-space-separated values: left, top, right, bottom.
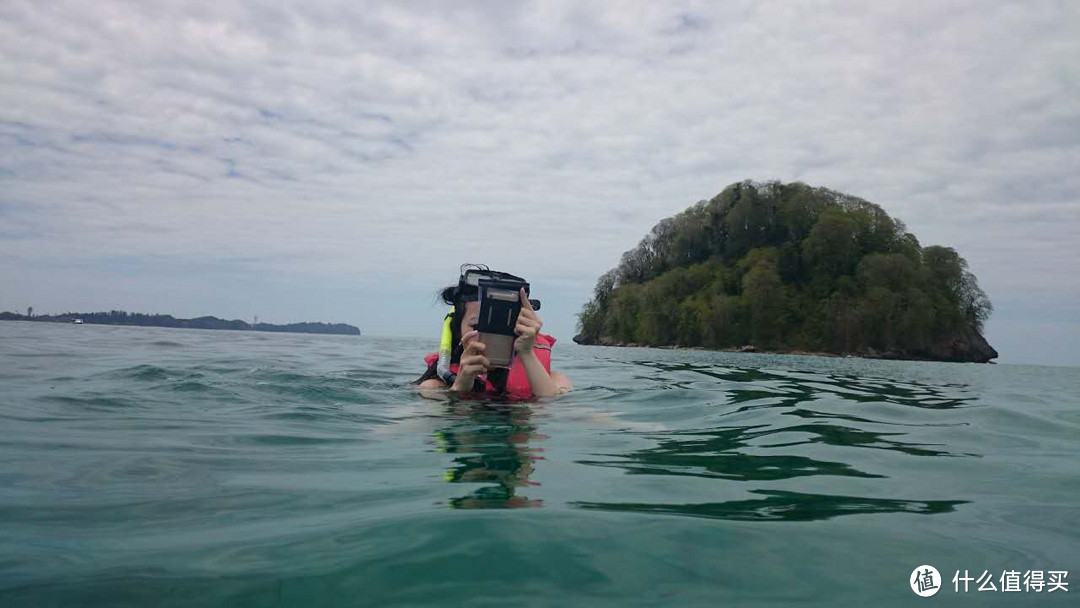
416, 265, 572, 398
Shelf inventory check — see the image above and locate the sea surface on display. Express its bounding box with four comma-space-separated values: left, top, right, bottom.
1, 321, 1077, 606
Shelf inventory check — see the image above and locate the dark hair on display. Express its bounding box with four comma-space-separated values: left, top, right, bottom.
413, 284, 467, 384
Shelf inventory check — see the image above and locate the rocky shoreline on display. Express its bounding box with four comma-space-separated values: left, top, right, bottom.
572, 331, 999, 363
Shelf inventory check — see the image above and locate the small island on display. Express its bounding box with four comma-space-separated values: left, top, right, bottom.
0, 310, 360, 336
575, 180, 997, 363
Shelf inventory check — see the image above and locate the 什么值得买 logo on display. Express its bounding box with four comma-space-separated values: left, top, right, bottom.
910, 565, 941, 597
909, 566, 1069, 595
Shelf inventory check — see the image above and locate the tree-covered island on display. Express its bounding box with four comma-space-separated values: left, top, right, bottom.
575, 180, 997, 362
0, 310, 360, 336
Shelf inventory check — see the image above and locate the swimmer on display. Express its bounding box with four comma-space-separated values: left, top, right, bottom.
416, 265, 572, 398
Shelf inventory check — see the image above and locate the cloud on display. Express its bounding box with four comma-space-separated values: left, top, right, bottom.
1, 0, 1078, 362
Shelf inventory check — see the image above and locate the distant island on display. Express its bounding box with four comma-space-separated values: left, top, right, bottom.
0, 310, 361, 336
575, 180, 997, 363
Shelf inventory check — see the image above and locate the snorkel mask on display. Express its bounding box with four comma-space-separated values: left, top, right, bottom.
456, 265, 541, 310
436, 264, 541, 391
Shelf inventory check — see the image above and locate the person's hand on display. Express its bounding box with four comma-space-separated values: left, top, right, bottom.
514, 288, 543, 354
452, 330, 490, 391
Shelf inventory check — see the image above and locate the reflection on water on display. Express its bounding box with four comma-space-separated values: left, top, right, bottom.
569, 360, 981, 521
638, 361, 981, 411
433, 402, 544, 509
577, 427, 885, 481
575, 490, 968, 522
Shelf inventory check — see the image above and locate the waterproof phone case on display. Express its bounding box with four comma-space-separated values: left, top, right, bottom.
476, 278, 528, 368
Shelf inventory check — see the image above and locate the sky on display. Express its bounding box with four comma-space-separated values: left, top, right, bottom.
1, 1, 1078, 366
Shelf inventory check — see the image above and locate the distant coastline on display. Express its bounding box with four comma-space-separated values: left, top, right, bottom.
0, 310, 360, 336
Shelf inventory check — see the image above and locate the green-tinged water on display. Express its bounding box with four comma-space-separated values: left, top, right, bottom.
1, 321, 1077, 606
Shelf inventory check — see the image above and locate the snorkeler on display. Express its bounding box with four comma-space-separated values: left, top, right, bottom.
416, 265, 572, 398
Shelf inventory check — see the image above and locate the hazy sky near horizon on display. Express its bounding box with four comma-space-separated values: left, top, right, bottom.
2, 1, 1078, 366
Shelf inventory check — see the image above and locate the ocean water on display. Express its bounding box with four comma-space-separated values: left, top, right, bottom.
1, 321, 1077, 607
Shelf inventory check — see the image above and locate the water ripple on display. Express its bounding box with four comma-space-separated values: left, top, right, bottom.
1, 323, 1077, 606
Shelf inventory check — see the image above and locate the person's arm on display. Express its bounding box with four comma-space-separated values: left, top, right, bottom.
551, 371, 573, 392
518, 350, 562, 397
514, 289, 571, 397
417, 377, 450, 400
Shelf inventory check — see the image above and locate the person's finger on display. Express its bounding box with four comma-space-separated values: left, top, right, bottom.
518, 311, 540, 328
463, 351, 487, 365
519, 288, 534, 311
463, 358, 489, 375
461, 330, 479, 346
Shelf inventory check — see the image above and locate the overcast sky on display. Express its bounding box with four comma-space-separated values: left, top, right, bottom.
2, 1, 1077, 366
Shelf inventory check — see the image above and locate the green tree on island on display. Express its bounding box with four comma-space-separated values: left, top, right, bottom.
575, 180, 996, 362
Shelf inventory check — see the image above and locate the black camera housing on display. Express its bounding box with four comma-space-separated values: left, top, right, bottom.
476, 278, 528, 335
476, 278, 529, 367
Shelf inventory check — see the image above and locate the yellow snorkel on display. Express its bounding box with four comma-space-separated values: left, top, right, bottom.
436, 306, 456, 386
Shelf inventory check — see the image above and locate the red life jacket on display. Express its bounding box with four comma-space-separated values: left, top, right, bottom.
423, 334, 556, 398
